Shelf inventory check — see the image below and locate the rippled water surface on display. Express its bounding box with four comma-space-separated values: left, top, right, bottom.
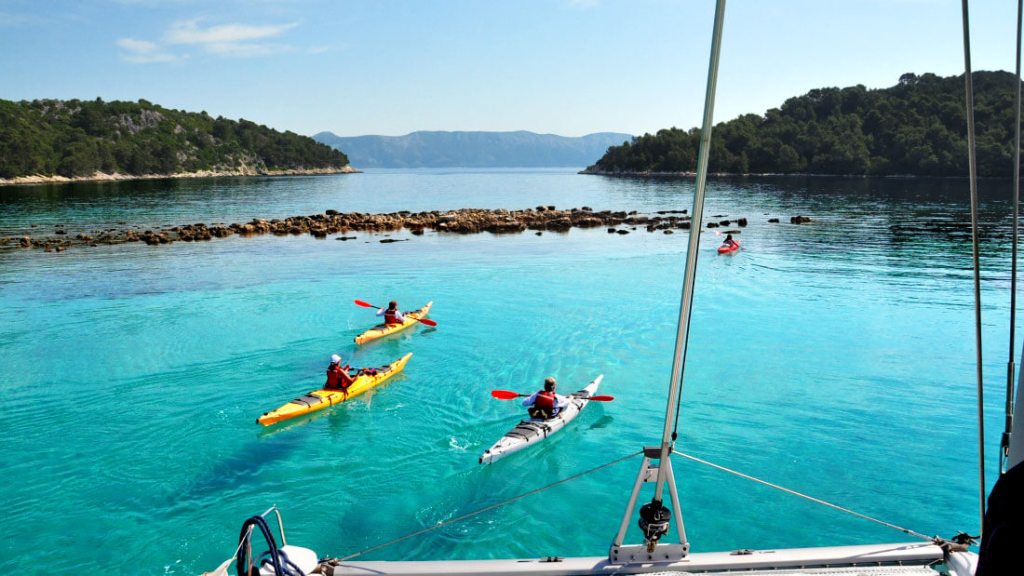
0, 170, 1016, 573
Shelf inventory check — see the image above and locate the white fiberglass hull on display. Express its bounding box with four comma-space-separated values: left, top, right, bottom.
479, 375, 603, 465
325, 542, 964, 575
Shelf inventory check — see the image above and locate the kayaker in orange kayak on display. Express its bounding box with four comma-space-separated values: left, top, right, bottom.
522, 377, 570, 419
376, 301, 405, 325
722, 233, 737, 248
325, 354, 355, 393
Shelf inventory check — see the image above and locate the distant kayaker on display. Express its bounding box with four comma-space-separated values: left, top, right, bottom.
377, 301, 405, 325
522, 377, 570, 419
325, 354, 355, 392
722, 233, 737, 247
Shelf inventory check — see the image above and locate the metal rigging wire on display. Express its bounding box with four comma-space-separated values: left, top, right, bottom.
335, 451, 642, 562
959, 0, 987, 536
1003, 0, 1023, 477
672, 449, 936, 543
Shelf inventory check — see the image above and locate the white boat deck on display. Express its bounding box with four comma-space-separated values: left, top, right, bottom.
326, 542, 953, 575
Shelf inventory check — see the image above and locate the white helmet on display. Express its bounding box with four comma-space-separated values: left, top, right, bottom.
331, 354, 342, 364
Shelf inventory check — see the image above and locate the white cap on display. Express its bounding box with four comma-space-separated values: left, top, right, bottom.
331, 354, 341, 364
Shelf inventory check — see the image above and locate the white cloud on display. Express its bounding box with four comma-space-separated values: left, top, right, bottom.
115, 18, 300, 62
166, 19, 297, 46
117, 37, 179, 63
117, 37, 160, 53
204, 42, 292, 57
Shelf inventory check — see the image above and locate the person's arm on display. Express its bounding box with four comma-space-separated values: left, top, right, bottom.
340, 370, 355, 386
376, 308, 385, 317
395, 311, 405, 322
556, 394, 571, 409
521, 392, 538, 406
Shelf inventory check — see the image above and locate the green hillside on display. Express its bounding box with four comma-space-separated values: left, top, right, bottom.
0, 98, 349, 179
589, 71, 1019, 177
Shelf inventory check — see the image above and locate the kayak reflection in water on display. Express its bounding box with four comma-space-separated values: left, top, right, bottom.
722, 233, 737, 248
376, 300, 405, 325
325, 353, 355, 394
522, 377, 570, 419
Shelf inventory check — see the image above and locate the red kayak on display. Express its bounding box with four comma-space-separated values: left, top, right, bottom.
718, 240, 741, 254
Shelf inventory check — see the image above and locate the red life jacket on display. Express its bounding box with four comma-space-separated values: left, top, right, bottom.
384, 309, 402, 324
534, 390, 556, 412
326, 363, 353, 389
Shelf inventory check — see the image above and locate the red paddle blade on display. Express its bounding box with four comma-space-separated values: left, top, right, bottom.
490, 390, 522, 400
417, 317, 438, 327
354, 299, 375, 308
588, 395, 615, 402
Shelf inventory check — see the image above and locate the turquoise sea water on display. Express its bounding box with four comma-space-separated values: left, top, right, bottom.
0, 169, 1017, 573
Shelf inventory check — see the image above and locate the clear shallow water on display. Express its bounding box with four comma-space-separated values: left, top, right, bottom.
0, 170, 1018, 573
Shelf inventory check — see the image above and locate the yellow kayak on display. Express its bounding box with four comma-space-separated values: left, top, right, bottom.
256, 352, 413, 426
354, 301, 432, 344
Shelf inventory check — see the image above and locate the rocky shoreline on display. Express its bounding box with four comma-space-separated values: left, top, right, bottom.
0, 165, 359, 186
2, 207, 819, 254
577, 168, 992, 179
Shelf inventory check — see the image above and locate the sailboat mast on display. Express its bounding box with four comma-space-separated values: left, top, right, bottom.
654, 0, 728, 503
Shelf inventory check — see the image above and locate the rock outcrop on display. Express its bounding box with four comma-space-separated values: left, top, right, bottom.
2, 207, 799, 253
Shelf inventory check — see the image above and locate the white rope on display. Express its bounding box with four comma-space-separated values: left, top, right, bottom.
671, 449, 935, 543
201, 525, 254, 576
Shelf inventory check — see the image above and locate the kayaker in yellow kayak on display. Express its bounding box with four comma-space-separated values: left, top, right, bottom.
325, 354, 355, 394
522, 377, 570, 419
377, 301, 405, 325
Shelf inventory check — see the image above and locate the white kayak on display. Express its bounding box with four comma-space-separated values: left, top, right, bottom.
479, 375, 603, 465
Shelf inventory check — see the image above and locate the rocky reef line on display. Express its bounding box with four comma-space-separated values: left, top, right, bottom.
3, 207, 815, 253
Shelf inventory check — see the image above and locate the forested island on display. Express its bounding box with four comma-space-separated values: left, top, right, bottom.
0, 98, 352, 183
586, 71, 1020, 177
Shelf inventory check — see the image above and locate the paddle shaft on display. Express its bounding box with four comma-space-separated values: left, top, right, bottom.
491, 389, 613, 401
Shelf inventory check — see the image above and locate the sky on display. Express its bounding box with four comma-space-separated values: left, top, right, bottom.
0, 0, 1020, 138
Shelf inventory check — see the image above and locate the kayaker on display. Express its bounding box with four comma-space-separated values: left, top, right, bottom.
722, 233, 737, 248
377, 301, 405, 325
522, 377, 570, 419
325, 354, 355, 392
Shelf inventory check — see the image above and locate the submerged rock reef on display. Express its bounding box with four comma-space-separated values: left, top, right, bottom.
1, 206, 796, 253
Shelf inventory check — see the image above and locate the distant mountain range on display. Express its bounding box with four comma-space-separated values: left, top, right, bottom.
312, 130, 633, 168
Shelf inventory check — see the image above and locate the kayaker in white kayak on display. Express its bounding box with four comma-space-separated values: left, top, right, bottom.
376, 301, 405, 325
522, 377, 570, 419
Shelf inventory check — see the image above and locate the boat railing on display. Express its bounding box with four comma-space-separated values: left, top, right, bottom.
201, 505, 289, 576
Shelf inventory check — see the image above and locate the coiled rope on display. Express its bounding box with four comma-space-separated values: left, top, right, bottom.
236, 514, 304, 576
335, 450, 642, 561
671, 449, 935, 543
